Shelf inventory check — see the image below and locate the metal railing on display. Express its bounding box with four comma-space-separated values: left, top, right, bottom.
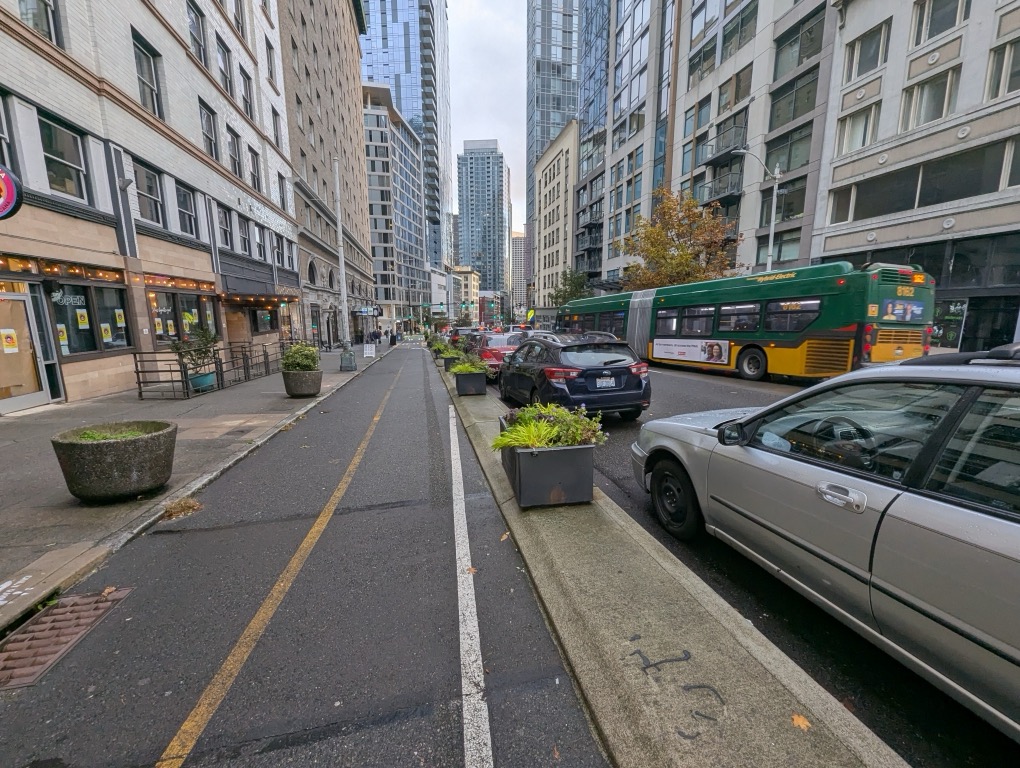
695, 172, 743, 204
133, 341, 289, 400
695, 124, 746, 166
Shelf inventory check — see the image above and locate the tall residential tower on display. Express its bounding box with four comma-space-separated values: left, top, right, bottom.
457, 141, 512, 295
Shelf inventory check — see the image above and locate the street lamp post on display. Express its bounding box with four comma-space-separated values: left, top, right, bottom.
734, 147, 782, 272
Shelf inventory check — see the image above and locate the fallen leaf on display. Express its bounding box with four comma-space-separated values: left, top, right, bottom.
466, 566, 478, 575
791, 713, 811, 731
100, 586, 116, 598
552, 744, 560, 760
499, 531, 510, 542
841, 697, 856, 713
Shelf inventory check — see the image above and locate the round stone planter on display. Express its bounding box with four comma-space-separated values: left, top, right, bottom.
51, 421, 178, 504
282, 369, 323, 397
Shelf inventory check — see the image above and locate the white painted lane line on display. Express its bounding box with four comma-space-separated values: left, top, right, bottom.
448, 405, 495, 768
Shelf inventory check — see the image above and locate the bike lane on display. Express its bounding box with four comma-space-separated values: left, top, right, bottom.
0, 347, 606, 768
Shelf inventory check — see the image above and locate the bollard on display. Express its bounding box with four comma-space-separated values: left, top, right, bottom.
339, 343, 357, 371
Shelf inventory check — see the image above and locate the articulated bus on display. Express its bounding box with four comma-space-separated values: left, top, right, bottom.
555, 262, 935, 380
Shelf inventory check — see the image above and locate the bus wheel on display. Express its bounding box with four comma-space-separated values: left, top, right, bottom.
737, 348, 767, 381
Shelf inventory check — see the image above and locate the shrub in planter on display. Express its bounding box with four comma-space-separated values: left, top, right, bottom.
281, 342, 322, 397
451, 357, 488, 395
443, 351, 463, 371
492, 404, 606, 508
51, 420, 178, 503
169, 327, 219, 392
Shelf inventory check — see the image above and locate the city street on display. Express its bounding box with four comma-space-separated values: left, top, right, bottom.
0, 348, 606, 768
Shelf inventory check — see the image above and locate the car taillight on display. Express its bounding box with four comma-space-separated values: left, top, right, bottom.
545, 367, 581, 383
479, 349, 495, 360
629, 362, 649, 378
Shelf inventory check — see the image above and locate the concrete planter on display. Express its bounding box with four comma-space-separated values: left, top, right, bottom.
282, 369, 322, 397
498, 417, 595, 508
455, 371, 488, 396
51, 421, 178, 504
443, 356, 460, 371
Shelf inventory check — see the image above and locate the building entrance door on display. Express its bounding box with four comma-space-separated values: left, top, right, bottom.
0, 292, 50, 414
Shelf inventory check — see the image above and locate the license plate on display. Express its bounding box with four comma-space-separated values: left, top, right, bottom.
596, 376, 615, 389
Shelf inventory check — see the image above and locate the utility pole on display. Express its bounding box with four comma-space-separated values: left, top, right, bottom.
333, 156, 356, 370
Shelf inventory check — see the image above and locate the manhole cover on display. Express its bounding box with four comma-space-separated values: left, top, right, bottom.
0, 588, 131, 690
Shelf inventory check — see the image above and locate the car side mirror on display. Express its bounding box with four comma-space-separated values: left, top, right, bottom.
717, 422, 747, 446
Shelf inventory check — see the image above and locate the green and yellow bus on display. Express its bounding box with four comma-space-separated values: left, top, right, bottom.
555, 262, 935, 380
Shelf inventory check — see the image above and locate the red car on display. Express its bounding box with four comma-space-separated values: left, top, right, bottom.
476, 332, 525, 381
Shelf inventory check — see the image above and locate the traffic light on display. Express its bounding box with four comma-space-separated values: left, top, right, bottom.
439, 302, 444, 310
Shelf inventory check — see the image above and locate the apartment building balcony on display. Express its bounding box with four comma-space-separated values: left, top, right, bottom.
576, 231, 604, 251
575, 254, 602, 275
718, 215, 739, 241
695, 172, 743, 205
577, 208, 603, 228
695, 125, 746, 167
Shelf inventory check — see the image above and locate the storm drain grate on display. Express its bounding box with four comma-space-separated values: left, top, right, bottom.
0, 588, 132, 690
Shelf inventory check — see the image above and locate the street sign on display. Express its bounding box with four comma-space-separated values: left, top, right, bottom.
363, 343, 376, 358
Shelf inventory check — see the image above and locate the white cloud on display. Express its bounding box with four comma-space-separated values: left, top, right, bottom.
448, 0, 527, 230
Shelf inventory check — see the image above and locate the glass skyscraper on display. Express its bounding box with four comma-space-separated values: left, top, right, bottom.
361, 0, 453, 270
458, 141, 512, 295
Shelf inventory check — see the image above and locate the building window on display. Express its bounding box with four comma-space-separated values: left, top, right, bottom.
845, 20, 890, 84
718, 64, 752, 113
232, 0, 245, 38
721, 0, 757, 63
38, 116, 87, 200
769, 67, 818, 131
216, 36, 233, 96
176, 184, 197, 236
133, 33, 162, 118
253, 224, 267, 260
901, 67, 959, 132
987, 40, 1020, 100
134, 162, 163, 225
265, 37, 276, 84
239, 67, 253, 118
271, 107, 282, 146
278, 172, 287, 210
186, 1, 207, 67
836, 103, 881, 155
199, 100, 218, 159
0, 106, 9, 166
760, 176, 807, 227
912, 0, 970, 48
19, 0, 57, 44
683, 106, 695, 138
217, 205, 233, 249
238, 216, 251, 255
774, 6, 823, 80
690, 0, 719, 47
756, 229, 801, 265
248, 146, 261, 191
272, 233, 284, 265
688, 37, 717, 88
52, 285, 98, 354
226, 127, 242, 176
765, 123, 812, 174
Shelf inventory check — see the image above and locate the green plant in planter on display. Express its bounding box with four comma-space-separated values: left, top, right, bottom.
281, 342, 320, 371
493, 403, 607, 450
450, 354, 487, 374
169, 327, 219, 370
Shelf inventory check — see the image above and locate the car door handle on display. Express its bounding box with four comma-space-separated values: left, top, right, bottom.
816, 482, 867, 513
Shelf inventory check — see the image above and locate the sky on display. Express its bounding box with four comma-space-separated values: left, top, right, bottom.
448, 0, 528, 232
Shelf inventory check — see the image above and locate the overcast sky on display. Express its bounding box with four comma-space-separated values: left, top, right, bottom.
448, 0, 527, 232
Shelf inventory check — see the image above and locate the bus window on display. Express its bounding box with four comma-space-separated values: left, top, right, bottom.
582, 314, 597, 331
764, 298, 822, 332
598, 310, 627, 337
655, 308, 678, 336
681, 306, 715, 336
718, 303, 761, 332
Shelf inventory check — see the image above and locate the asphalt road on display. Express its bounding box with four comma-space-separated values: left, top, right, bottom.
587, 363, 1020, 768
0, 348, 607, 768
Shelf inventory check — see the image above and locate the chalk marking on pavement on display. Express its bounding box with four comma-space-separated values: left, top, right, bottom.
448, 405, 495, 768
155, 372, 401, 768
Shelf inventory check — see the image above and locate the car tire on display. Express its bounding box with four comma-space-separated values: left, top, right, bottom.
529, 388, 542, 406
619, 409, 642, 421
498, 375, 513, 403
736, 348, 767, 381
650, 459, 702, 541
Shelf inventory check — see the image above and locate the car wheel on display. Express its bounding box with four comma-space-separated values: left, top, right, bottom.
529, 388, 542, 406
619, 409, 642, 421
498, 375, 513, 403
736, 348, 767, 381
650, 459, 702, 540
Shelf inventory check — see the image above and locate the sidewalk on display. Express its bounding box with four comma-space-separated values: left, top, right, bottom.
0, 343, 394, 631
436, 361, 909, 768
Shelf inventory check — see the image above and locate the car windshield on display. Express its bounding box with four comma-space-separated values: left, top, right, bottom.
559, 344, 637, 367
487, 334, 523, 346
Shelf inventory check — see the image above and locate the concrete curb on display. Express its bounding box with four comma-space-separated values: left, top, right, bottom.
437, 360, 909, 768
0, 350, 393, 634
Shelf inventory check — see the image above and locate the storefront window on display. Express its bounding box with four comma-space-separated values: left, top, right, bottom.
149, 291, 178, 343
179, 294, 201, 339
249, 308, 278, 333
200, 296, 216, 333
52, 285, 98, 355
94, 287, 131, 350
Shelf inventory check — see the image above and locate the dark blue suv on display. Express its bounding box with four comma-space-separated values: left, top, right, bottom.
497, 334, 651, 420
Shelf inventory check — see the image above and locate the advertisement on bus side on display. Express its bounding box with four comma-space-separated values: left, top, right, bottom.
653, 339, 730, 364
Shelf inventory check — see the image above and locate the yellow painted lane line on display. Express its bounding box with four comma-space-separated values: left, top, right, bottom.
156, 371, 401, 768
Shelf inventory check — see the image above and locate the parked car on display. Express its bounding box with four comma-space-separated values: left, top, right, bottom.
499, 334, 650, 420
449, 327, 476, 348
475, 332, 526, 380
631, 344, 1020, 742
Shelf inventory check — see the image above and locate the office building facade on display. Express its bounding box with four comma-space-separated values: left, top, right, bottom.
457, 140, 512, 295
361, 0, 454, 270
511, 231, 528, 319
534, 120, 578, 308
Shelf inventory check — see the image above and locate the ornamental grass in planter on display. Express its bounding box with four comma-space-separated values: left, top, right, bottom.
169, 327, 219, 393
281, 342, 322, 397
492, 403, 607, 508
451, 357, 488, 396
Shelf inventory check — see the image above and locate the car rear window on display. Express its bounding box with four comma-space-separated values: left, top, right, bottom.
559, 344, 638, 366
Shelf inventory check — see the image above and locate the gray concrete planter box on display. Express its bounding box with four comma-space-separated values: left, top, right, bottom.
282, 369, 322, 397
498, 417, 595, 508
443, 356, 460, 371
51, 421, 178, 504
455, 372, 488, 395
